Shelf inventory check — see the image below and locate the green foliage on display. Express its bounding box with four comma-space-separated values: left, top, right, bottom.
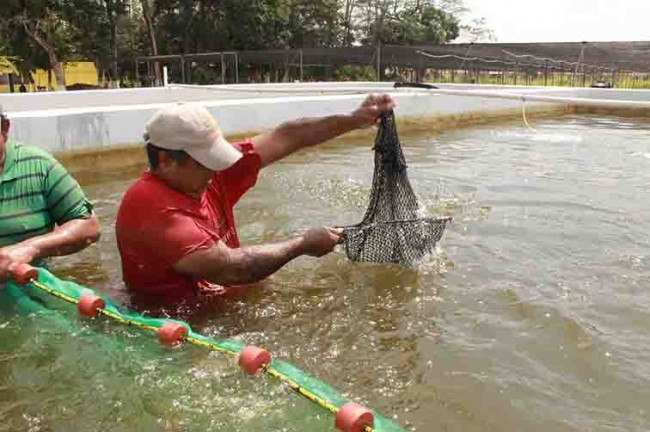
0, 0, 470, 85
0, 0, 116, 77
285, 0, 341, 48
334, 64, 376, 81
189, 65, 224, 85
1, 0, 69, 68
153, 0, 342, 53
394, 6, 459, 44
356, 0, 460, 45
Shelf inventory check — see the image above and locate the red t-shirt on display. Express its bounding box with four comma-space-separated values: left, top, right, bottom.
116, 141, 261, 299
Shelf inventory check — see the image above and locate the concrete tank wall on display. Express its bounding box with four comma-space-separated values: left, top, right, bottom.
4, 91, 561, 154
6, 82, 621, 155
0, 82, 591, 113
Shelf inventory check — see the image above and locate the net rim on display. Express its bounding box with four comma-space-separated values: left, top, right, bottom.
343, 216, 452, 231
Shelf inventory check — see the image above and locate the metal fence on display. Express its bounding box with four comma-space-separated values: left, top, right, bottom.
115, 42, 650, 89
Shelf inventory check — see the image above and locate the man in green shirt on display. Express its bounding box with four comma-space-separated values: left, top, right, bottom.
0, 107, 100, 282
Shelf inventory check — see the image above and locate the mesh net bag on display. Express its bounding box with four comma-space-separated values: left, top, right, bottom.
343, 111, 451, 265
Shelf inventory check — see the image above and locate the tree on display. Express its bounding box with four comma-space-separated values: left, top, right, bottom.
0, 0, 115, 90
101, 0, 129, 81
140, 0, 161, 85
396, 5, 459, 44
1, 0, 76, 90
461, 17, 496, 43
340, 0, 357, 46
285, 0, 340, 48
0, 0, 482, 88
65, 0, 113, 83
435, 0, 495, 42
355, 0, 459, 45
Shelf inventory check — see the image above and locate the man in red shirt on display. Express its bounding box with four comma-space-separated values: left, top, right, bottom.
116, 94, 394, 305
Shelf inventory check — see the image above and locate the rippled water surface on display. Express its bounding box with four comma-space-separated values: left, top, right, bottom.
2, 114, 650, 431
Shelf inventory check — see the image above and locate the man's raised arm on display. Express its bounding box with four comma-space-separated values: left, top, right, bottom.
252, 94, 395, 167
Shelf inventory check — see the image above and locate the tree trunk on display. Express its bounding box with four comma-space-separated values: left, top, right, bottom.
342, 0, 357, 46
140, 0, 161, 86
376, 0, 390, 45
23, 23, 66, 91
106, 0, 119, 84
181, 0, 194, 54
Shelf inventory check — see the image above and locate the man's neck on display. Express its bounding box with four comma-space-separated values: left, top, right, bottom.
151, 170, 202, 200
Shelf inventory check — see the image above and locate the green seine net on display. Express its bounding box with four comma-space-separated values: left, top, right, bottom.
4, 268, 407, 431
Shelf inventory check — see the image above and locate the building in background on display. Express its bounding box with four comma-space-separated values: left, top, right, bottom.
0, 57, 102, 93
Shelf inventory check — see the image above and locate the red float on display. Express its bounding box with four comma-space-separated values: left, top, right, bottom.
77, 294, 106, 318
335, 402, 374, 432
11, 263, 38, 286
238, 346, 271, 375
157, 322, 188, 346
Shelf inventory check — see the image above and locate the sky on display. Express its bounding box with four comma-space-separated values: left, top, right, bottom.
461, 0, 650, 43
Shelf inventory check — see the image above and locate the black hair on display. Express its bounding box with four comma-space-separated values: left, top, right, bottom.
145, 142, 189, 170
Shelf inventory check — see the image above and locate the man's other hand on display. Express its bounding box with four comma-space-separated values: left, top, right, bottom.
0, 244, 38, 266
0, 244, 38, 283
351, 93, 396, 129
301, 227, 344, 257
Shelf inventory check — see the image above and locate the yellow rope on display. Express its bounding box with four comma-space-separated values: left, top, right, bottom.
265, 366, 339, 414
32, 280, 78, 305
99, 309, 159, 332
32, 279, 158, 332
264, 366, 377, 432
184, 336, 238, 357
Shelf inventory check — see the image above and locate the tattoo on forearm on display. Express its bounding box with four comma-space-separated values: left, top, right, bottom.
222, 240, 302, 284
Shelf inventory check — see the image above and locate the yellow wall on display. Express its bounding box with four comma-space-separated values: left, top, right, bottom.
0, 60, 100, 92
0, 56, 19, 93
31, 62, 100, 91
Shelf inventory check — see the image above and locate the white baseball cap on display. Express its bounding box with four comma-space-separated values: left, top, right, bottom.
145, 103, 242, 171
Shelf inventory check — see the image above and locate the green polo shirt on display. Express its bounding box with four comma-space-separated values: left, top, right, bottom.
0, 140, 93, 248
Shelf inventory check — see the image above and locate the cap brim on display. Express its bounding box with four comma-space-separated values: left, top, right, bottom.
187, 135, 242, 171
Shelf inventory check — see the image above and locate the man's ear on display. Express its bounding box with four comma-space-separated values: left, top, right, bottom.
157, 149, 173, 169
0, 116, 9, 134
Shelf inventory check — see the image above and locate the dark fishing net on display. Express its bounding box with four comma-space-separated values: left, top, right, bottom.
343, 111, 451, 265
